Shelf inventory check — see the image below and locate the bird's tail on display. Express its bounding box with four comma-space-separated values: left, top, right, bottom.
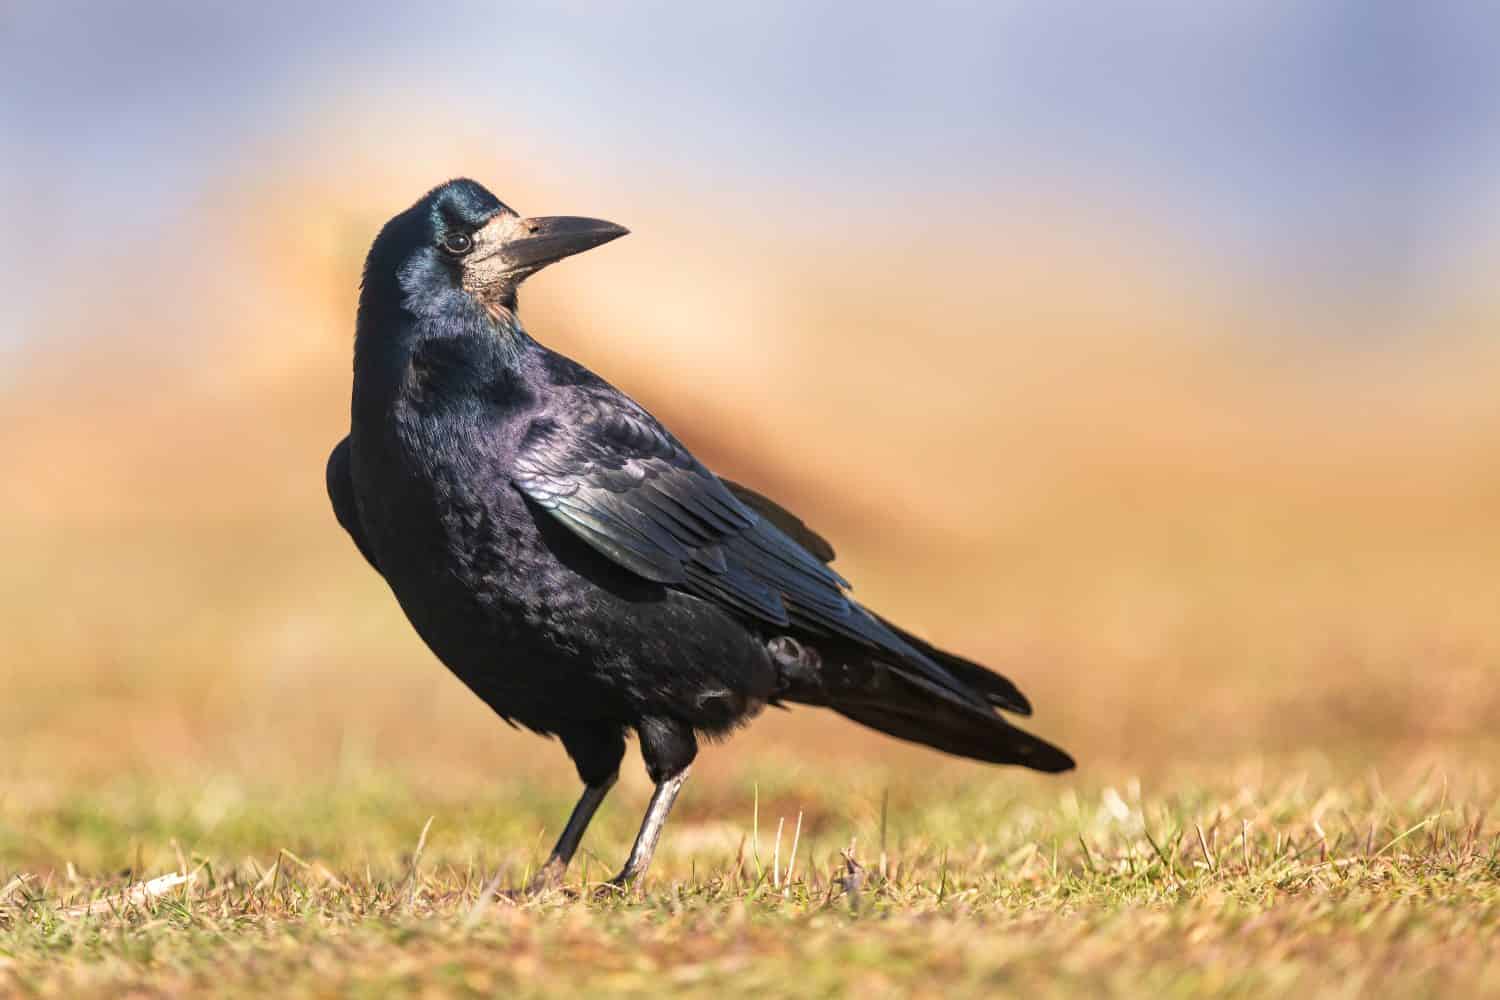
869, 614, 1036, 717
831, 686, 1074, 772
776, 630, 1075, 773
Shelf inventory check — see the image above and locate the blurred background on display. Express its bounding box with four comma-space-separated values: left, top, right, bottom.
2, 2, 1498, 794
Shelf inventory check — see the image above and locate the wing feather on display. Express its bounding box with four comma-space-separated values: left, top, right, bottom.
513, 389, 991, 712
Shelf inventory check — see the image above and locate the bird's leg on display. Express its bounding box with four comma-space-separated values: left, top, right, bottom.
606, 765, 692, 890
527, 771, 618, 891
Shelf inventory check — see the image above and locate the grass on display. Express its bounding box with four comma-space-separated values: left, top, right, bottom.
3, 757, 1499, 997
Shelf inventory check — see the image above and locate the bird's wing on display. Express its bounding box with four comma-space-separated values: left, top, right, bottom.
718, 478, 1031, 716
719, 478, 836, 563
327, 436, 380, 572
512, 389, 992, 712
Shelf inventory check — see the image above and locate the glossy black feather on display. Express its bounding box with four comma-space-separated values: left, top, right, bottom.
326, 437, 378, 572
330, 178, 1074, 810
512, 388, 999, 713
713, 479, 1034, 717
721, 479, 837, 563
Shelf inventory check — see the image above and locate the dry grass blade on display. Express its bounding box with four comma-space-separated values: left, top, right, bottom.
785, 811, 803, 890
1196, 822, 1217, 873
463, 870, 508, 928
1142, 826, 1178, 886
61, 871, 195, 919
773, 816, 785, 890
1376, 816, 1434, 858
1, 875, 34, 905
407, 815, 435, 909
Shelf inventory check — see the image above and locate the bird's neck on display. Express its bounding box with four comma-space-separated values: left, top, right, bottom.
353, 295, 537, 425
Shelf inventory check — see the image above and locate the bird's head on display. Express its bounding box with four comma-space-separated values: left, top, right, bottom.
359, 178, 628, 327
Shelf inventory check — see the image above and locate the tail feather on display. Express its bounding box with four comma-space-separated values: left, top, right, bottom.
833, 678, 1074, 772
870, 614, 1032, 716
765, 604, 1070, 770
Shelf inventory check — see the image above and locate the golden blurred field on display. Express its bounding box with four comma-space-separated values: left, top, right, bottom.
2, 157, 1499, 996
4, 154, 1498, 781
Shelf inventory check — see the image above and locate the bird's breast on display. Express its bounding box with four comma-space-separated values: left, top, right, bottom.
351, 403, 591, 654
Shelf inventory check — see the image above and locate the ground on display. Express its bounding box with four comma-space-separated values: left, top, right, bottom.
3, 742, 1497, 997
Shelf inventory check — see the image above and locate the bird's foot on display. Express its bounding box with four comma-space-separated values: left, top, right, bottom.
507, 885, 581, 902
491, 883, 579, 903
524, 857, 570, 895
590, 868, 642, 900
477, 858, 577, 903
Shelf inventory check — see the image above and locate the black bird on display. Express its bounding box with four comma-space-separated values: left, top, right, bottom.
328, 179, 1073, 890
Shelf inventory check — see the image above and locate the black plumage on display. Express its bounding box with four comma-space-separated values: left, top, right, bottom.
328, 179, 1073, 890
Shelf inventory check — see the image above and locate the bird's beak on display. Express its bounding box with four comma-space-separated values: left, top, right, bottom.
499, 215, 630, 272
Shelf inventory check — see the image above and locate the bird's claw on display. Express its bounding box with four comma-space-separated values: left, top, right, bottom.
476, 859, 577, 904
590, 877, 635, 901
525, 857, 570, 893
491, 882, 578, 904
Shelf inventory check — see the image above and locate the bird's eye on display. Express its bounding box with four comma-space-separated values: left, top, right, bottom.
441, 232, 474, 256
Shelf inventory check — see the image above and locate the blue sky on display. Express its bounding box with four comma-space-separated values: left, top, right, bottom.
4, 1, 1498, 343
